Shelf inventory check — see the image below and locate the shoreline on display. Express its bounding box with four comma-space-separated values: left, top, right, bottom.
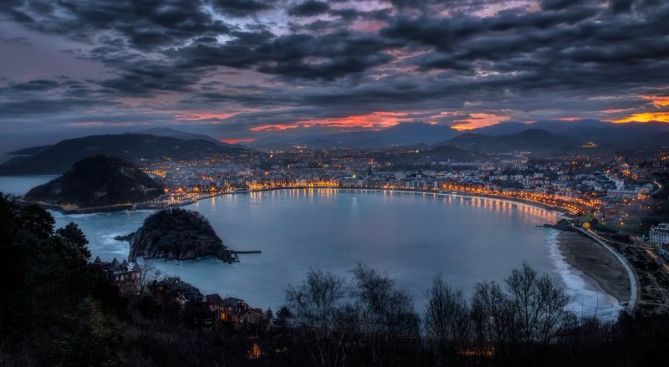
555, 230, 630, 306
16, 185, 580, 216
34, 185, 631, 316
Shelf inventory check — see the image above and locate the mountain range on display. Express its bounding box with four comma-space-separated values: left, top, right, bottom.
249, 120, 669, 152
0, 133, 253, 175
250, 122, 460, 149
3, 121, 669, 175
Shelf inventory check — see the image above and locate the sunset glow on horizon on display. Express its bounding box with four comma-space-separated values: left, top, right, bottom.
250, 112, 410, 132
451, 113, 511, 131
613, 112, 669, 124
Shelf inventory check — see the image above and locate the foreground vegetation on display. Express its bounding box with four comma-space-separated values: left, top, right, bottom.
1, 194, 669, 366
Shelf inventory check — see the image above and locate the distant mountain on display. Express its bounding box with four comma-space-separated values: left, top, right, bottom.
138, 127, 224, 146
448, 129, 582, 154
0, 133, 253, 175
412, 144, 481, 162
620, 131, 669, 151
471, 122, 530, 136
251, 122, 459, 149
6, 145, 53, 155
471, 120, 669, 149
329, 122, 459, 148
24, 155, 163, 208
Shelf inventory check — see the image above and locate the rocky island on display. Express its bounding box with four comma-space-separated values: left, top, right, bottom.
128, 208, 236, 262
23, 155, 163, 211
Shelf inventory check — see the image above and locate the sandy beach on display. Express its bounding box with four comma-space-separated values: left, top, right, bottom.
557, 231, 630, 304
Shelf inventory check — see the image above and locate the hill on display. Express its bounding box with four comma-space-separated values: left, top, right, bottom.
251, 122, 459, 149
448, 129, 581, 154
23, 155, 163, 208
6, 145, 53, 156
138, 127, 224, 145
392, 144, 481, 164
128, 208, 235, 262
326, 122, 459, 148
471, 120, 669, 150
0, 133, 253, 175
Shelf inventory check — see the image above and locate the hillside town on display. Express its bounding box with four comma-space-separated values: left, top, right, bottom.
143, 146, 668, 242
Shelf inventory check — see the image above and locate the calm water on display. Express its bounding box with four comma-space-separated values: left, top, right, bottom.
0, 175, 57, 196
0, 176, 621, 316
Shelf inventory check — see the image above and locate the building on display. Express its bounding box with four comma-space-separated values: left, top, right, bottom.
206, 296, 266, 328
94, 257, 142, 295
649, 223, 669, 247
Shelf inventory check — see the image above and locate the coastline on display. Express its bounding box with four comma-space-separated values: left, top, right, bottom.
556, 230, 630, 305
15, 186, 576, 216
31, 184, 629, 315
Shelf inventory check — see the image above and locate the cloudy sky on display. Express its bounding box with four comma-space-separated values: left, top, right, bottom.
1, 0, 668, 146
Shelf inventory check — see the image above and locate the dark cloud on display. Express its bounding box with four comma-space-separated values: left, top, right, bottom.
173, 30, 395, 81
209, 0, 274, 17
1, 0, 669, 135
1, 0, 230, 49
288, 1, 330, 17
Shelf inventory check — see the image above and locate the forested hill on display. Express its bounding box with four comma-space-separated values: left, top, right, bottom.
24, 155, 163, 208
0, 133, 254, 175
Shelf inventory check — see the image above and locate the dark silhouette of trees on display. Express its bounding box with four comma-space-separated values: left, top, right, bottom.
424, 273, 470, 363
0, 194, 123, 366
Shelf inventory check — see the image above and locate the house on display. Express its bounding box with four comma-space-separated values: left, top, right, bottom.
94, 257, 142, 295
205, 295, 266, 327
239, 308, 266, 325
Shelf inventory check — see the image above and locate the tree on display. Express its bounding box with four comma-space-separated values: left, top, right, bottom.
57, 222, 90, 257
286, 270, 350, 367
286, 269, 346, 329
351, 264, 420, 367
505, 262, 573, 345
424, 273, 470, 362
351, 264, 419, 336
58, 297, 124, 367
274, 306, 294, 329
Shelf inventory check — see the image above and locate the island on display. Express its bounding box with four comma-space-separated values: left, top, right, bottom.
22, 155, 164, 212
127, 208, 236, 262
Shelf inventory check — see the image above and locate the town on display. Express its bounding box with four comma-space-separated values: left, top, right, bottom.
144, 146, 667, 245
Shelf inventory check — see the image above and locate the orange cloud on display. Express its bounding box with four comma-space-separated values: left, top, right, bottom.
250, 111, 408, 132
612, 112, 669, 123
641, 95, 669, 108
451, 113, 510, 131
221, 137, 256, 144
175, 112, 237, 121
602, 108, 632, 114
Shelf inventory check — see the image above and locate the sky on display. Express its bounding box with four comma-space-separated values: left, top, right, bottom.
1, 0, 669, 146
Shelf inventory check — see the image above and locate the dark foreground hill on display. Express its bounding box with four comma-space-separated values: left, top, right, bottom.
24, 155, 163, 208
128, 208, 235, 262
0, 133, 252, 175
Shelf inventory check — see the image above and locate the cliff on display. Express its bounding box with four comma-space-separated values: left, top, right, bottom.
24, 155, 163, 208
128, 208, 235, 262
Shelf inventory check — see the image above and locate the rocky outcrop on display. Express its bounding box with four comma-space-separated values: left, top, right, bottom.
128, 208, 235, 262
24, 155, 163, 208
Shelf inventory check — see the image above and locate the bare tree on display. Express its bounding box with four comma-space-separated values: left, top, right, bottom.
138, 261, 159, 293
285, 270, 350, 367
505, 262, 573, 345
286, 269, 346, 329
351, 264, 420, 367
424, 273, 470, 362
